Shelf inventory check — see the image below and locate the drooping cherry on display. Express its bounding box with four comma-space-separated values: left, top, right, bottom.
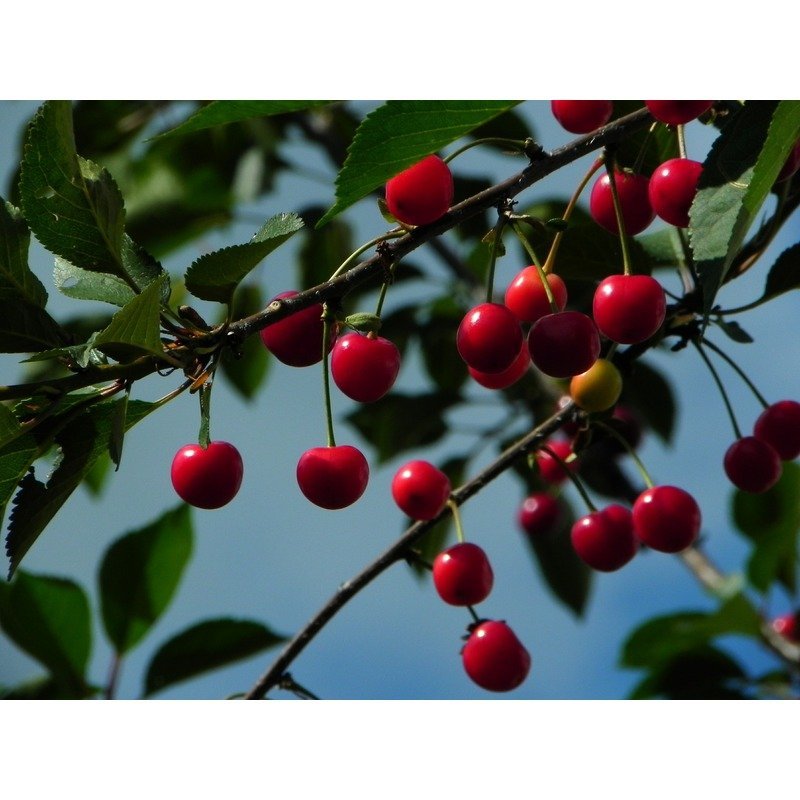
645, 101, 713, 126
551, 100, 614, 134
723, 436, 782, 494
259, 290, 334, 367
648, 158, 703, 228
468, 342, 530, 390
457, 302, 523, 374
385, 154, 454, 227
504, 267, 568, 324
170, 441, 244, 510
528, 310, 600, 378
753, 400, 800, 461
771, 612, 800, 643
589, 171, 655, 236
632, 485, 701, 553
571, 504, 638, 572
432, 542, 494, 606
517, 492, 562, 537
296, 445, 369, 510
330, 332, 401, 403
462, 620, 531, 692
592, 274, 666, 344
391, 460, 451, 520
536, 440, 579, 485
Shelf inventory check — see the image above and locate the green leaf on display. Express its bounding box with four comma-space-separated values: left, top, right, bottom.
0, 402, 24, 449
690, 101, 800, 316
185, 212, 303, 304
636, 227, 688, 271
94, 273, 169, 360
732, 461, 800, 593
143, 618, 287, 697
0, 288, 67, 353
155, 101, 332, 140
0, 199, 47, 307
620, 359, 677, 444
23, 331, 104, 369
99, 504, 193, 655
344, 392, 460, 464
0, 437, 40, 537
760, 242, 800, 304
0, 571, 91, 695
19, 101, 130, 282
319, 100, 521, 226
611, 100, 680, 175
1, 674, 95, 699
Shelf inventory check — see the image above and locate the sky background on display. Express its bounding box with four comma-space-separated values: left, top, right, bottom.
1, 100, 798, 700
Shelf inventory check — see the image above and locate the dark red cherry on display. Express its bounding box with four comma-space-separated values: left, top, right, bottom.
504, 268, 568, 324
724, 436, 782, 494
536, 440, 578, 485
645, 101, 713, 126
170, 441, 244, 510
592, 274, 666, 344
753, 400, 800, 461
771, 612, 800, 643
648, 158, 703, 228
776, 141, 800, 183
517, 492, 562, 537
330, 332, 400, 403
385, 155, 454, 227
296, 445, 369, 509
462, 620, 531, 692
571, 504, 638, 572
457, 302, 523, 374
528, 311, 600, 378
432, 542, 494, 606
632, 485, 701, 553
391, 460, 451, 520
551, 100, 614, 134
259, 290, 334, 367
589, 171, 655, 236
468, 342, 530, 390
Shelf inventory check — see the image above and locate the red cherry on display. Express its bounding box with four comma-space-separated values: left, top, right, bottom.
391, 460, 451, 520
592, 274, 666, 344
457, 302, 523, 374
589, 171, 655, 236
259, 290, 334, 367
632, 485, 701, 553
518, 492, 562, 537
504, 268, 568, 323
551, 100, 614, 134
723, 436, 782, 494
645, 101, 713, 126
385, 154, 454, 227
462, 620, 531, 692
571, 504, 638, 572
776, 141, 800, 183
771, 612, 800, 643
648, 158, 703, 228
536, 440, 578, 485
330, 332, 400, 403
432, 542, 494, 606
468, 342, 530, 390
296, 445, 369, 509
753, 400, 800, 461
170, 441, 244, 510
528, 310, 600, 378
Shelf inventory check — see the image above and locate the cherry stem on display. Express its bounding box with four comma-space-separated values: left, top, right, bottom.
374, 262, 396, 319
593, 419, 655, 490
540, 445, 596, 513
485, 212, 508, 303
447, 498, 466, 544
602, 154, 634, 277
466, 605, 482, 625
278, 673, 320, 700
321, 305, 337, 448
632, 123, 658, 175
677, 125, 688, 160
104, 653, 122, 700
330, 231, 404, 282
692, 340, 743, 440
510, 220, 558, 312
542, 156, 604, 274
701, 337, 770, 409
444, 137, 529, 164
153, 376, 195, 408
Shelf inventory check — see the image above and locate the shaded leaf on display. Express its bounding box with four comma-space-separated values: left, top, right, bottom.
319, 100, 521, 226
23, 331, 104, 370
468, 108, 536, 150
1, 674, 95, 700
611, 100, 680, 176
418, 297, 468, 393
761, 242, 800, 304
712, 317, 753, 343
297, 207, 354, 292
99, 504, 193, 654
144, 618, 287, 697
636, 227, 688, 271
0, 199, 47, 306
185, 212, 303, 304
620, 359, 677, 443
0, 288, 67, 353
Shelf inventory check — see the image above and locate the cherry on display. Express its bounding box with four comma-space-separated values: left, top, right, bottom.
589, 171, 655, 236
330, 332, 400, 403
776, 140, 800, 183
645, 101, 713, 126
468, 342, 530, 390
592, 274, 666, 344
170, 441, 244, 510
648, 158, 703, 228
296, 445, 369, 509
504, 267, 568, 324
570, 504, 638, 572
457, 302, 523, 374
632, 485, 701, 553
528, 310, 600, 378
771, 612, 800, 643
723, 436, 782, 494
432, 542, 494, 606
385, 154, 454, 227
518, 492, 562, 537
551, 100, 614, 134
536, 440, 578, 485
753, 400, 800, 460
259, 290, 334, 367
462, 620, 531, 692
569, 358, 623, 413
391, 460, 451, 520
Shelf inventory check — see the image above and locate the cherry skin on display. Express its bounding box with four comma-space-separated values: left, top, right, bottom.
468, 343, 530, 390
551, 100, 614, 134
723, 436, 782, 494
645, 101, 713, 126
536, 440, 578, 485
504, 268, 568, 324
528, 310, 600, 378
648, 158, 703, 228
569, 358, 623, 413
589, 171, 655, 236
518, 492, 562, 537
592, 274, 666, 344
391, 460, 451, 520
385, 154, 454, 227
296, 445, 369, 510
170, 441, 244, 510
753, 400, 800, 460
432, 542, 494, 606
771, 612, 800, 643
632, 485, 701, 553
462, 620, 531, 692
457, 302, 523, 374
259, 290, 335, 367
330, 332, 400, 403
570, 504, 638, 572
